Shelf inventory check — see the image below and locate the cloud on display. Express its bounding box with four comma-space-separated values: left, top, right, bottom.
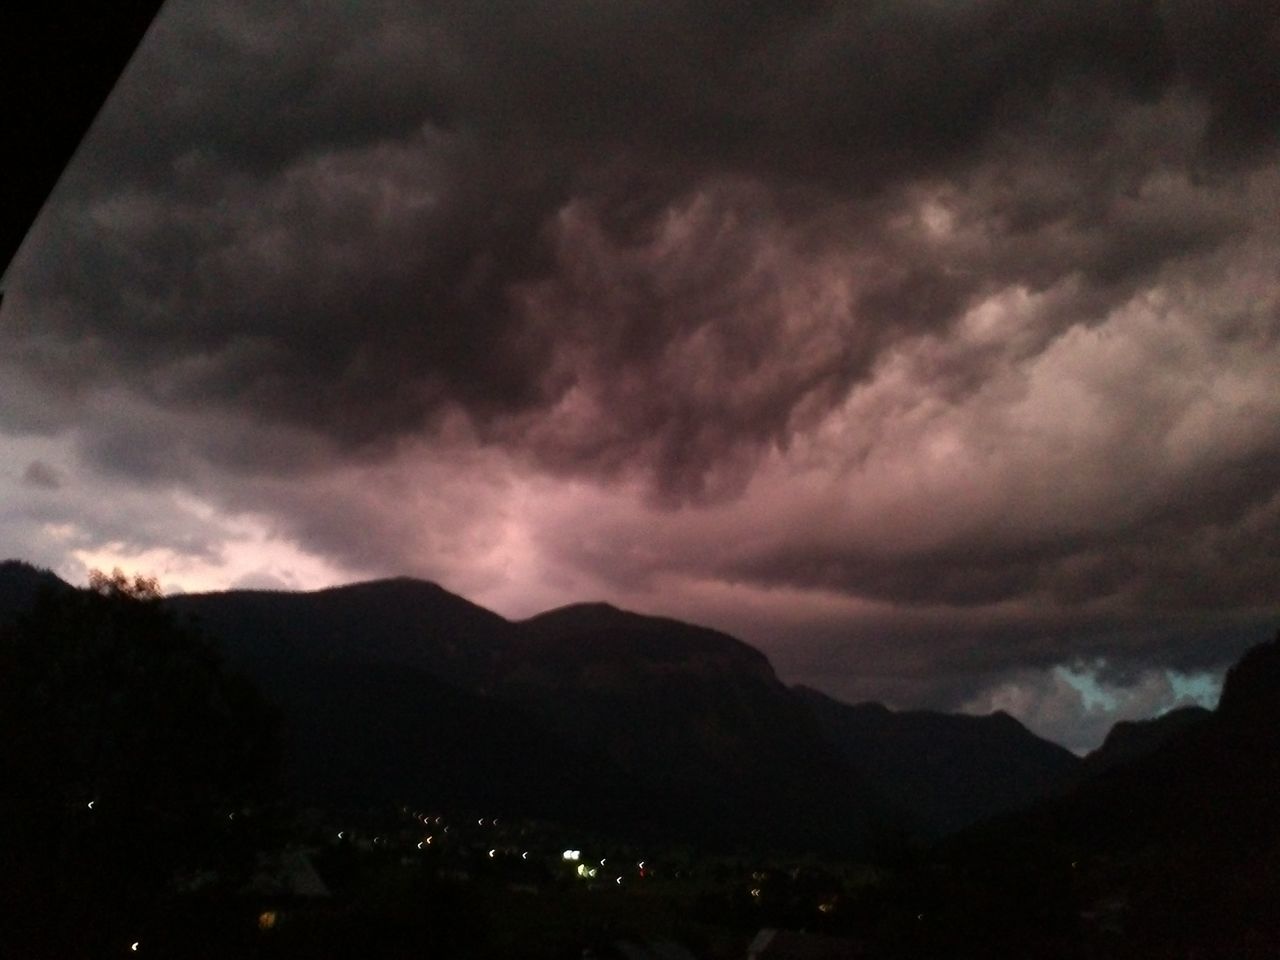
21, 460, 61, 489
2, 0, 1278, 749
961, 661, 1223, 755
12, 1, 1276, 478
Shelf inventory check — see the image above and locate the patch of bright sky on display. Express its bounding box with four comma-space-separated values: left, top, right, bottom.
1058, 661, 1221, 715
67, 494, 360, 595
966, 658, 1227, 753
1164, 669, 1222, 711
1056, 664, 1119, 712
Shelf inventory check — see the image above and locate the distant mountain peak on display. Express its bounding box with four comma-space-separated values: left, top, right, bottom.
1216, 632, 1280, 730
1082, 705, 1212, 778
508, 600, 784, 698
166, 574, 516, 688
522, 600, 638, 625
315, 575, 450, 595
796, 685, 1080, 837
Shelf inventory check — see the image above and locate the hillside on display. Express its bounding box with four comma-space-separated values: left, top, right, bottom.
1079, 704, 1211, 779
941, 633, 1280, 957
168, 577, 517, 688
0, 560, 69, 621
796, 687, 1081, 837
503, 603, 895, 853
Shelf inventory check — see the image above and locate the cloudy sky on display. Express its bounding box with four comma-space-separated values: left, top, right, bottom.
4, 0, 1278, 750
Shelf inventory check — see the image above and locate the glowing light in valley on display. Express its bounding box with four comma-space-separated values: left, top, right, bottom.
488, 849, 496, 858
87, 801, 95, 810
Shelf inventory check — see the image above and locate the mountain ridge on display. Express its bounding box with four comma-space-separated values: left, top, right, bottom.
2, 561, 1231, 852
794, 684, 1081, 837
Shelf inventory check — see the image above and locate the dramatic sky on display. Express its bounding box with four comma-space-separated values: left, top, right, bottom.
4, 0, 1278, 750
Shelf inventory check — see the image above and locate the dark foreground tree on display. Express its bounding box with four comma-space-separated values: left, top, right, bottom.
0, 570, 279, 956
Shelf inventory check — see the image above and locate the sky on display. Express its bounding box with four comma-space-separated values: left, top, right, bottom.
3, 0, 1278, 752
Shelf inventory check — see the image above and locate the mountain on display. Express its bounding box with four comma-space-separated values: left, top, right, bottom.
167, 586, 898, 852
1217, 634, 1280, 730
168, 577, 516, 687
12, 560, 1266, 865
1079, 704, 1211, 779
795, 687, 1081, 837
949, 634, 1280, 861
248, 654, 650, 828
511, 602, 780, 688
500, 603, 895, 852
162, 583, 874, 848
942, 633, 1280, 956
167, 582, 656, 824
987, 633, 1280, 853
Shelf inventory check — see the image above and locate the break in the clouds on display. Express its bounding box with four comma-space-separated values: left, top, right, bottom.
3, 0, 1278, 748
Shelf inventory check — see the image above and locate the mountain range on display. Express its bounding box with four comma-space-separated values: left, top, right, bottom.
1, 559, 1266, 858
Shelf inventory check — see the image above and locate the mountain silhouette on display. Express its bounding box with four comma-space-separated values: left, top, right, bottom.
795, 686, 1081, 837
7, 561, 1247, 860
0, 559, 70, 619
502, 603, 894, 852
944, 632, 1280, 957
1078, 704, 1211, 779
168, 577, 516, 687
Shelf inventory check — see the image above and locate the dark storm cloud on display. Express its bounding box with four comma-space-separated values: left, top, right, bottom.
10, 0, 1275, 483
21, 460, 62, 490
720, 449, 1280, 611
13, 128, 564, 452
4, 0, 1279, 746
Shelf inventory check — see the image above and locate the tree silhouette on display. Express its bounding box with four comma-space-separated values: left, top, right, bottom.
0, 569, 280, 954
